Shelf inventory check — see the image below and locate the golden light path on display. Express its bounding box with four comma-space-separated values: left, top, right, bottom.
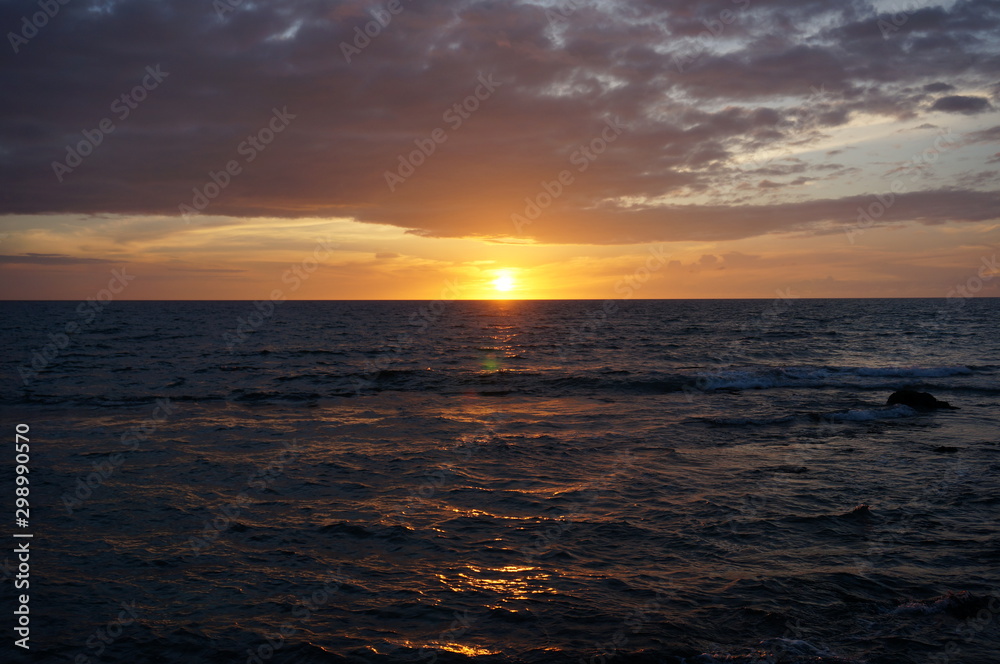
374, 561, 553, 658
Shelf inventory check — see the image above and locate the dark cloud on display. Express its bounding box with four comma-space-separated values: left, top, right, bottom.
0, 253, 115, 264
163, 265, 248, 273
930, 95, 993, 114
964, 125, 1000, 144
923, 82, 955, 92
0, 0, 997, 244
473, 189, 1000, 245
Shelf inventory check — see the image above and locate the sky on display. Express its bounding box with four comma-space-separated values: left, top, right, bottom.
1, 0, 998, 299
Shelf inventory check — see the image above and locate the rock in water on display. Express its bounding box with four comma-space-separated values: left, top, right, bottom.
886, 389, 959, 410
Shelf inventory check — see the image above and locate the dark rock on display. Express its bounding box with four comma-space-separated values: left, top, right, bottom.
886, 389, 959, 410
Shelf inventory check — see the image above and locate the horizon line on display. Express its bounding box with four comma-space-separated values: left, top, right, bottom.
2, 297, 997, 303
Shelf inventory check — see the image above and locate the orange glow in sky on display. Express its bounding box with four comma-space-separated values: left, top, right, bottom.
1, 0, 998, 300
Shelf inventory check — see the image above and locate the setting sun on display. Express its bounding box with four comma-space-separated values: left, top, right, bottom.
492, 270, 516, 293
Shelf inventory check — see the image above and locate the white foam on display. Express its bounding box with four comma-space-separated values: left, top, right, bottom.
852, 366, 973, 378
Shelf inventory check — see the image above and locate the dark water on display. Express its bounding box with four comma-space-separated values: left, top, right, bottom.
1, 299, 998, 664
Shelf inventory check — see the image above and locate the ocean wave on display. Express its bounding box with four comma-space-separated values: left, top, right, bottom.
693, 365, 977, 392
784, 504, 875, 525
852, 365, 973, 377
699, 415, 797, 426
824, 404, 919, 421
696, 638, 861, 663
891, 591, 997, 618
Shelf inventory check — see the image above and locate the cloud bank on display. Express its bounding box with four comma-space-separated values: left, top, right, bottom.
1, 0, 998, 245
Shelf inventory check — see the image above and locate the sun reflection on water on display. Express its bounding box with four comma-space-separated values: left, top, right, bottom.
431, 643, 500, 656
435, 563, 554, 603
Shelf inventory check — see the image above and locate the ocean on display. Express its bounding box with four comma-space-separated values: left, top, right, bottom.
1, 298, 998, 664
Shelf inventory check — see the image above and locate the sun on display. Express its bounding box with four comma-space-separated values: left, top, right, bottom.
492, 270, 516, 293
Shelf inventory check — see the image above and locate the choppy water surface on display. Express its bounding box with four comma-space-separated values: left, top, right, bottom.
1, 299, 998, 663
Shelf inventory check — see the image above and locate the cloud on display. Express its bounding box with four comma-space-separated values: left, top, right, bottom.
472, 189, 1000, 245
923, 82, 954, 93
930, 95, 993, 115
0, 253, 115, 265
163, 265, 248, 273
964, 125, 1000, 144
0, 0, 997, 246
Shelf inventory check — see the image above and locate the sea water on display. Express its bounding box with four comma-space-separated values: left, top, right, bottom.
1, 298, 998, 663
